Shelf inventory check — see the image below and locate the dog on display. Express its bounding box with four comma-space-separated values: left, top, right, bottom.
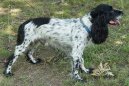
4, 4, 123, 81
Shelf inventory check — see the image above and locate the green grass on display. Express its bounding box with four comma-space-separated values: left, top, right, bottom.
0, 0, 129, 86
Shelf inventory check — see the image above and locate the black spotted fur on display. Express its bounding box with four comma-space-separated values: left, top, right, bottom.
17, 17, 50, 45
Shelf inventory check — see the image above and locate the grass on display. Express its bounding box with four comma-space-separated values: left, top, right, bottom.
0, 0, 129, 86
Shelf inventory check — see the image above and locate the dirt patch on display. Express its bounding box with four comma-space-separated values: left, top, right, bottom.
2, 46, 71, 86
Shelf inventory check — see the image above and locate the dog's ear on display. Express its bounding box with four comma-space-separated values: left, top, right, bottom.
96, 14, 109, 26
90, 14, 108, 44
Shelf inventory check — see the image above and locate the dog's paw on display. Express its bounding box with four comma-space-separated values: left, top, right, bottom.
28, 58, 42, 64
35, 58, 42, 63
3, 71, 14, 77
88, 68, 94, 74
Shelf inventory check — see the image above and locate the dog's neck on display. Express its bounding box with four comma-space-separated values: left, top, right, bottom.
81, 13, 92, 29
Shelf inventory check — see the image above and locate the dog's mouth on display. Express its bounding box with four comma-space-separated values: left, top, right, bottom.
109, 19, 120, 25
109, 16, 121, 25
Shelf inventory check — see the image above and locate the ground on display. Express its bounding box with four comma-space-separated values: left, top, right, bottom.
0, 0, 129, 86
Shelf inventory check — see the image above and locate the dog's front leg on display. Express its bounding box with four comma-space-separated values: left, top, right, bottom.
70, 43, 86, 81
71, 56, 83, 81
70, 42, 93, 81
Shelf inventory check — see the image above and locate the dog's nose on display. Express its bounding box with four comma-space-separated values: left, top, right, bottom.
117, 10, 124, 15
119, 10, 124, 15
114, 9, 124, 15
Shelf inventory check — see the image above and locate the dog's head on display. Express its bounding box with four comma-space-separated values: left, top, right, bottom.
90, 4, 123, 44
90, 4, 123, 25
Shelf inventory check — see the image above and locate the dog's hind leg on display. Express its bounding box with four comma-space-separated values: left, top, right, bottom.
26, 42, 42, 64
4, 38, 32, 76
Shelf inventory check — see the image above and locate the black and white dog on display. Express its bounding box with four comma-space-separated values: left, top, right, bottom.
4, 4, 123, 81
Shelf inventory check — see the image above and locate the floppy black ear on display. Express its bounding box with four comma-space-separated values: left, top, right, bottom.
91, 14, 108, 44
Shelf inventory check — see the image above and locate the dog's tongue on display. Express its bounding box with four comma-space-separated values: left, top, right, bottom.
109, 20, 120, 25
